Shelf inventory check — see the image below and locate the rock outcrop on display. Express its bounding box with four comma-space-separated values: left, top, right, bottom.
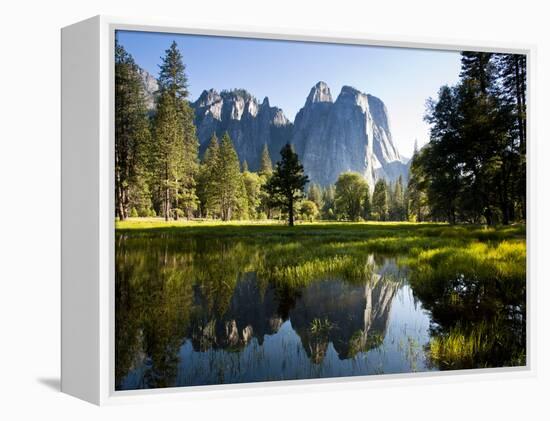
192, 89, 292, 171
138, 68, 159, 111
140, 67, 410, 185
292, 82, 408, 189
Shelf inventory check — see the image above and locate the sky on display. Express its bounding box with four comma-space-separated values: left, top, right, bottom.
117, 30, 462, 159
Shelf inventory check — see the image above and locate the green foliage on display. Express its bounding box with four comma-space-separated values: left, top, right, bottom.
150, 41, 199, 221
418, 51, 526, 225
150, 91, 186, 220
299, 200, 319, 222
158, 41, 189, 100
363, 188, 372, 220
372, 180, 389, 221
196, 135, 220, 218
114, 39, 151, 220
129, 207, 139, 218
407, 148, 429, 222
307, 183, 324, 210
263, 143, 309, 226
321, 185, 336, 220
242, 170, 263, 219
334, 172, 369, 221
211, 133, 244, 221
259, 143, 273, 177
388, 175, 406, 221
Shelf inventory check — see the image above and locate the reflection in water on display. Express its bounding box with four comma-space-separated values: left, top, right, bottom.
115, 233, 525, 390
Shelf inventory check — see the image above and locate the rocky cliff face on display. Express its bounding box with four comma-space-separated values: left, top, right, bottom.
192, 89, 293, 171
292, 82, 408, 189
138, 68, 159, 111
140, 67, 409, 185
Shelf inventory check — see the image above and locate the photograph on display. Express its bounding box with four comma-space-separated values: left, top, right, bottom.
114, 29, 527, 390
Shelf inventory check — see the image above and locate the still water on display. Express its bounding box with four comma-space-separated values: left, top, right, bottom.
115, 232, 525, 390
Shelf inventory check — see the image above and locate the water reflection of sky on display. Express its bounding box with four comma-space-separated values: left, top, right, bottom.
121, 284, 436, 389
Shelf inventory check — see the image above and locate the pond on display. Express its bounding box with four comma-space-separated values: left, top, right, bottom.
115, 230, 526, 390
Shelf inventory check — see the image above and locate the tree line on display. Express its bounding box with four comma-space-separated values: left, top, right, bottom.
115, 38, 311, 225
115, 38, 423, 226
407, 51, 527, 225
116, 38, 526, 226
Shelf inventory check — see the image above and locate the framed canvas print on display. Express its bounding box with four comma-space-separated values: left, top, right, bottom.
61, 16, 533, 405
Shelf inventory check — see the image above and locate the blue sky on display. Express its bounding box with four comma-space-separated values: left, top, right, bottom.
117, 30, 461, 158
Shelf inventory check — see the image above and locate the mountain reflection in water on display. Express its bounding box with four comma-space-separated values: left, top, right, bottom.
115, 233, 524, 390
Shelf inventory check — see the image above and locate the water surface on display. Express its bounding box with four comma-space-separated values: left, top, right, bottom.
115, 232, 525, 390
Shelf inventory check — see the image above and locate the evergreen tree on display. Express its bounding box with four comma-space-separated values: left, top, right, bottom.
407, 148, 429, 222
213, 133, 243, 221
460, 51, 495, 95
363, 188, 372, 220
259, 143, 273, 176
196, 135, 220, 218
114, 39, 151, 220
321, 185, 336, 220
496, 53, 527, 219
416, 51, 525, 225
154, 41, 199, 219
334, 172, 369, 221
372, 180, 389, 221
263, 144, 309, 226
158, 41, 189, 100
151, 92, 185, 220
393, 175, 405, 221
307, 183, 324, 210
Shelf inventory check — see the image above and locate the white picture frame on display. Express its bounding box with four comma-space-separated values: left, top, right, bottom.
61, 15, 536, 405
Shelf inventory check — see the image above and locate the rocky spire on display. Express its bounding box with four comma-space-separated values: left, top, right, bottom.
306, 81, 333, 104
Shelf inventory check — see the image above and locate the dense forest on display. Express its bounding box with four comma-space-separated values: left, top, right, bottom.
115, 38, 526, 226
409, 52, 527, 225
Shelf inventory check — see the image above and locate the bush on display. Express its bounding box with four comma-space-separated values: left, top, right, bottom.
129, 207, 139, 218
299, 200, 319, 222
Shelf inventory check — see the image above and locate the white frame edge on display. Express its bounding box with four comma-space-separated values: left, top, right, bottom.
60, 14, 536, 406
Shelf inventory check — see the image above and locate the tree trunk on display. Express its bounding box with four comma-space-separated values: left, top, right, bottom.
288, 197, 294, 227
164, 186, 170, 221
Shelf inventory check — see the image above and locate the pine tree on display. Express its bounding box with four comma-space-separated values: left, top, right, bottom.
307, 183, 324, 210
151, 92, 185, 220
158, 41, 189, 100
460, 51, 495, 95
321, 185, 336, 220
394, 175, 405, 221
114, 39, 151, 220
213, 133, 243, 221
363, 188, 372, 220
196, 135, 220, 217
496, 53, 527, 219
263, 144, 309, 226
372, 180, 389, 221
154, 41, 199, 219
259, 143, 273, 176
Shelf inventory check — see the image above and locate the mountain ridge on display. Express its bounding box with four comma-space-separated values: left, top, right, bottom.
139, 68, 410, 187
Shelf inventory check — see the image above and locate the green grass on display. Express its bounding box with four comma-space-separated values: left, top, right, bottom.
116, 218, 526, 371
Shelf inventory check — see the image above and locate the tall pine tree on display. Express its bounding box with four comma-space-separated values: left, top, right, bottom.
212, 133, 243, 221
264, 144, 309, 226
153, 41, 199, 219
114, 39, 151, 220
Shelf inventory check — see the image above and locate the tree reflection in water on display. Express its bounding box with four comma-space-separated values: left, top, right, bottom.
115, 232, 525, 390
